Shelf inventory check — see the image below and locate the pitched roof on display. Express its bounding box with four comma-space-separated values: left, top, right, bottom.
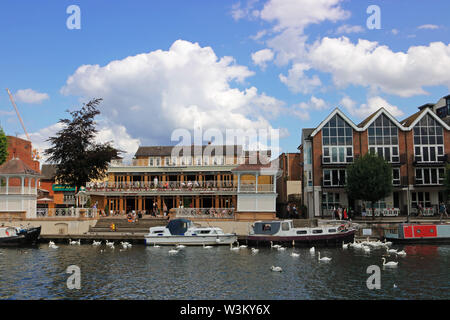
0, 158, 41, 176
135, 145, 243, 157
41, 164, 57, 180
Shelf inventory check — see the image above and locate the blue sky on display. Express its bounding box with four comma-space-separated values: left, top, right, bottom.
1, 0, 449, 160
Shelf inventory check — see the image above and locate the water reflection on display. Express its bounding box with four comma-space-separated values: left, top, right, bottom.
0, 243, 448, 300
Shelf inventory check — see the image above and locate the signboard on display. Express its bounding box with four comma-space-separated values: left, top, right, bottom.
52, 184, 76, 192
362, 228, 372, 236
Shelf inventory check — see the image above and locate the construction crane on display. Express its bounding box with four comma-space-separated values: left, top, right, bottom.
6, 88, 30, 141
5, 88, 40, 160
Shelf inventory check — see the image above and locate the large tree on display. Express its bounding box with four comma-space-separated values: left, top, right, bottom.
44, 98, 119, 190
346, 152, 393, 219
0, 126, 8, 165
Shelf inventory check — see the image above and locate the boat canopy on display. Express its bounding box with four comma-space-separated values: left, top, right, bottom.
253, 221, 280, 235
167, 219, 193, 235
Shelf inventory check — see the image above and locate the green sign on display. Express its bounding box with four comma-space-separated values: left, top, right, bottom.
52, 184, 76, 192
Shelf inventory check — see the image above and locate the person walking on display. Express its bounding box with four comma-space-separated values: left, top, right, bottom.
417, 202, 423, 217
439, 202, 448, 221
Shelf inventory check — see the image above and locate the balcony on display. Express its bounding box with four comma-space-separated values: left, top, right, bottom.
321, 178, 346, 188
239, 184, 275, 193
0, 186, 37, 195
413, 154, 449, 167
86, 180, 237, 194
320, 155, 353, 167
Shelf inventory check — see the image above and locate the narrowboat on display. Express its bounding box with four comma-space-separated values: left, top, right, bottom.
242, 220, 356, 247
0, 225, 41, 246
145, 218, 237, 246
385, 222, 450, 244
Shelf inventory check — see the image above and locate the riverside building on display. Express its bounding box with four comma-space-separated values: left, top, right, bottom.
86, 144, 279, 221
300, 105, 450, 219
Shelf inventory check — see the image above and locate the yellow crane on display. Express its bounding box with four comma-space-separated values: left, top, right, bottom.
5, 88, 40, 160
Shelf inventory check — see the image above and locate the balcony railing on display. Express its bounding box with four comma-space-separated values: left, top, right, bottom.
239, 184, 274, 192
175, 207, 235, 219
86, 181, 237, 192
0, 186, 37, 195
413, 154, 449, 166
36, 208, 98, 218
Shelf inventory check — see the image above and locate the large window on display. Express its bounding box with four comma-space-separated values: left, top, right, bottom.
411, 192, 431, 208
322, 114, 353, 163
368, 114, 400, 163
322, 192, 340, 212
415, 168, 445, 185
413, 114, 444, 163
393, 168, 400, 186
323, 169, 346, 187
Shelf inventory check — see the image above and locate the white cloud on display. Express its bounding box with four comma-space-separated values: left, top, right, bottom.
279, 63, 322, 94
14, 89, 49, 104
340, 95, 404, 119
61, 40, 285, 146
391, 29, 399, 35
291, 96, 328, 120
308, 37, 450, 97
418, 24, 439, 30
25, 120, 141, 163
231, 0, 259, 21
251, 48, 274, 69
335, 24, 364, 34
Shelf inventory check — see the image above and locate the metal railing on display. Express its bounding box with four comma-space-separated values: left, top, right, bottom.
175, 207, 235, 219
86, 180, 237, 192
35, 208, 97, 218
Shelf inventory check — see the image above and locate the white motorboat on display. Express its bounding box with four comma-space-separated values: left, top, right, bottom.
145, 218, 237, 246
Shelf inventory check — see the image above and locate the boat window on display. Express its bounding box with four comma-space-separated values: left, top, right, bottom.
263, 224, 272, 231
328, 229, 337, 233
199, 230, 211, 234
281, 222, 290, 231
296, 230, 307, 235
312, 229, 323, 234
430, 229, 434, 233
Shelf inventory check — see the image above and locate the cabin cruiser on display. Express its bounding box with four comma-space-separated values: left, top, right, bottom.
0, 225, 41, 246
145, 219, 237, 246
243, 220, 355, 246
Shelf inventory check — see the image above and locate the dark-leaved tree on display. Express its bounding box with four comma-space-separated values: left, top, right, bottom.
346, 152, 393, 219
44, 99, 119, 190
0, 126, 7, 165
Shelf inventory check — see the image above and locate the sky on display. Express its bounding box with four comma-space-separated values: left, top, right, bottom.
1, 0, 449, 161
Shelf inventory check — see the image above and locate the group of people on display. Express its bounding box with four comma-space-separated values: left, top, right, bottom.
86, 180, 234, 191
332, 206, 350, 220
285, 203, 299, 219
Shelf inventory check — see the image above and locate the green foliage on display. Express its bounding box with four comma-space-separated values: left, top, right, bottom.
346, 152, 393, 206
0, 126, 8, 165
44, 99, 119, 190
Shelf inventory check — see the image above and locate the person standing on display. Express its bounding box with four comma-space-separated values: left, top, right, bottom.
417, 202, 423, 217
343, 207, 348, 220
439, 202, 448, 221
163, 202, 168, 217
337, 206, 342, 220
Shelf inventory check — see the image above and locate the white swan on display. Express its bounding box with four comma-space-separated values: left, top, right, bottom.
342, 241, 349, 249
270, 266, 282, 272
106, 241, 115, 247
309, 246, 315, 253
318, 252, 332, 262
382, 257, 398, 267
49, 241, 55, 246
49, 243, 58, 249
387, 248, 398, 254
396, 250, 406, 256
176, 244, 186, 249
290, 252, 300, 257
168, 249, 179, 254
251, 248, 259, 254
230, 243, 240, 251
383, 239, 392, 246
363, 246, 371, 253
203, 243, 213, 249
153, 243, 161, 248
69, 239, 78, 245
277, 246, 286, 251
92, 240, 101, 246
270, 241, 281, 249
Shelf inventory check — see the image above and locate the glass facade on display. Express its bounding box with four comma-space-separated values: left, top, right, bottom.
368, 114, 399, 162
322, 114, 353, 163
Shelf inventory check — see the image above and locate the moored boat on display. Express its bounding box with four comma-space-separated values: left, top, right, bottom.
0, 225, 41, 246
242, 220, 355, 246
144, 218, 237, 246
385, 222, 450, 244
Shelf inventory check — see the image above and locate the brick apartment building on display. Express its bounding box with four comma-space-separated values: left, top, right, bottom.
300, 104, 450, 219
276, 152, 302, 216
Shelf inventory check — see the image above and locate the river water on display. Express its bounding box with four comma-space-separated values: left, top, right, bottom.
0, 242, 449, 300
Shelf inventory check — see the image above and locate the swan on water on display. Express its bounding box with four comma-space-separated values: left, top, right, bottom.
318, 252, 332, 262
203, 243, 213, 249
309, 246, 315, 253
168, 249, 179, 254
342, 241, 349, 249
251, 248, 259, 254
230, 243, 240, 251
270, 241, 281, 249
382, 257, 398, 267
270, 266, 282, 272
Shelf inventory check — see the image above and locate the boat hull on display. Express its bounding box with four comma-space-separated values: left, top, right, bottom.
385, 223, 450, 244
145, 234, 237, 246
242, 229, 355, 247
0, 226, 41, 247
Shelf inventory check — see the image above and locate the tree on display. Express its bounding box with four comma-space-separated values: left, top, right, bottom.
0, 126, 8, 165
44, 98, 119, 190
346, 152, 393, 219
